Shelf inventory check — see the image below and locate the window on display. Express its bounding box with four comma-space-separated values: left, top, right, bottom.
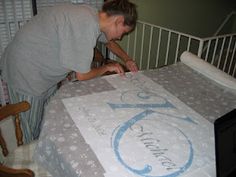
0, 0, 32, 57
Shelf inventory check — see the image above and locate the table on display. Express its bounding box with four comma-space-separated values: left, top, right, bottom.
34, 63, 236, 177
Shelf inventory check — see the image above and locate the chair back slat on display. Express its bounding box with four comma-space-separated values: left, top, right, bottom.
0, 101, 30, 154
0, 101, 30, 120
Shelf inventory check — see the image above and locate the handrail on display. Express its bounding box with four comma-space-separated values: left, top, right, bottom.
138, 20, 202, 41
203, 32, 236, 41
110, 21, 236, 78
214, 11, 235, 36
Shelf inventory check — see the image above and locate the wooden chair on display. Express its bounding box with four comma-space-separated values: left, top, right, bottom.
0, 101, 52, 177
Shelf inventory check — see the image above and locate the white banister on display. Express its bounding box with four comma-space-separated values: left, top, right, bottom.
139, 23, 145, 69
211, 38, 219, 65
197, 40, 204, 57
228, 42, 236, 74
118, 21, 235, 77
155, 28, 162, 68
165, 31, 171, 65
174, 34, 181, 63
147, 26, 153, 69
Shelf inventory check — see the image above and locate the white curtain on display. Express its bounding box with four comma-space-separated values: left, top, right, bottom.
0, 0, 32, 57
36, 0, 103, 12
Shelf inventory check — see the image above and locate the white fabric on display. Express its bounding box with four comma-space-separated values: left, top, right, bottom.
63, 73, 215, 177
180, 51, 236, 93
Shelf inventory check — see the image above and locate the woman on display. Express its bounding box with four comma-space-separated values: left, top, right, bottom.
0, 0, 138, 143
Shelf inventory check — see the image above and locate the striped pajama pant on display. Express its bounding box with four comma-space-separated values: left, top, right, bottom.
7, 85, 57, 144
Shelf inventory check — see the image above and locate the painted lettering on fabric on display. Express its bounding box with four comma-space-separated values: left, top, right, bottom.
108, 75, 195, 177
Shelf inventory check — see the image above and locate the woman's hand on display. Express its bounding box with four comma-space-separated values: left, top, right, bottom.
125, 59, 138, 73
105, 41, 139, 73
76, 62, 125, 81
105, 62, 125, 76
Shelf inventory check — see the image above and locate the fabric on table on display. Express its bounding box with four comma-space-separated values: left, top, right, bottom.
62, 72, 215, 177
34, 78, 115, 177
33, 63, 236, 177
143, 63, 236, 123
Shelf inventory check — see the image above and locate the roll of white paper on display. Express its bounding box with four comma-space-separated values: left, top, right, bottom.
180, 51, 236, 93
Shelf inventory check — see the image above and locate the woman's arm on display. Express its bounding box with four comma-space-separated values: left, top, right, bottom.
76, 62, 125, 81
106, 40, 138, 72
